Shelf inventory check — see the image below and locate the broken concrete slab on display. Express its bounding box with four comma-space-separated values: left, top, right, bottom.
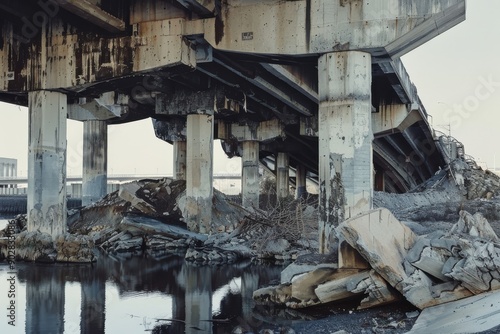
315, 270, 370, 304
337, 208, 417, 292
449, 210, 499, 242
408, 290, 500, 334
118, 216, 207, 242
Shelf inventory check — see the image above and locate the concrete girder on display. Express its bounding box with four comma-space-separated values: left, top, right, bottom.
155, 86, 246, 116
0, 17, 212, 91
153, 118, 187, 142
27, 90, 67, 237
373, 142, 415, 192
401, 127, 434, 178
55, 0, 126, 33
218, 119, 285, 143
68, 92, 128, 121
210, 0, 465, 58
382, 135, 427, 184
372, 104, 424, 137
318, 51, 373, 254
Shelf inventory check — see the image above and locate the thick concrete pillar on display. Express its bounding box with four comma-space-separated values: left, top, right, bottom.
173, 140, 187, 180
295, 164, 307, 200
82, 120, 108, 206
186, 114, 213, 234
242, 141, 260, 208
276, 152, 289, 199
27, 91, 67, 237
318, 51, 373, 254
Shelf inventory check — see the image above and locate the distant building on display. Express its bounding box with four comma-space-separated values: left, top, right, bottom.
0, 158, 17, 190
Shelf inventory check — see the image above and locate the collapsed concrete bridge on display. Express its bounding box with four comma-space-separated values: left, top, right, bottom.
0, 0, 466, 253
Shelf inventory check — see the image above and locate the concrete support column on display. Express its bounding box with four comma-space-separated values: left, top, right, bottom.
318, 51, 373, 254
242, 141, 260, 208
27, 91, 67, 237
276, 152, 290, 199
186, 114, 213, 234
173, 140, 187, 180
295, 164, 307, 200
82, 120, 108, 206
0, 163, 4, 176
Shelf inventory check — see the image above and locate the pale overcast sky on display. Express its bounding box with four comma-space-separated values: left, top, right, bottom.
0, 0, 498, 176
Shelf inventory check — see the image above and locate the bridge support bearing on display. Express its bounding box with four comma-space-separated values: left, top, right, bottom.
242, 141, 260, 208
295, 164, 307, 200
82, 120, 108, 206
27, 91, 67, 237
185, 113, 214, 234
173, 140, 187, 180
318, 51, 373, 255
276, 152, 290, 199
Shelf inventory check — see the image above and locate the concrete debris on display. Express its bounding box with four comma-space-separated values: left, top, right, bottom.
408, 290, 500, 334
253, 205, 500, 332
0, 230, 97, 263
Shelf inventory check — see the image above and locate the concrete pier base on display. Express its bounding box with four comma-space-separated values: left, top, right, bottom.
295, 164, 307, 199
242, 141, 260, 208
276, 152, 290, 199
173, 140, 187, 180
82, 120, 108, 206
318, 51, 373, 254
27, 91, 67, 237
185, 114, 214, 234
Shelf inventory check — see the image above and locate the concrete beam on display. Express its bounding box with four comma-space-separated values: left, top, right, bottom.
185, 113, 214, 234
218, 119, 285, 142
241, 141, 259, 208
153, 118, 187, 142
68, 93, 128, 121
276, 152, 290, 199
82, 120, 108, 206
55, 0, 126, 33
173, 140, 187, 180
211, 0, 465, 58
372, 104, 424, 137
318, 51, 373, 254
27, 91, 67, 237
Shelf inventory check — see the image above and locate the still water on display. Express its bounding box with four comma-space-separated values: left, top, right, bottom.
0, 219, 294, 334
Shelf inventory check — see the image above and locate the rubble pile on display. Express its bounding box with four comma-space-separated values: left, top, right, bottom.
67, 178, 318, 264
254, 208, 500, 315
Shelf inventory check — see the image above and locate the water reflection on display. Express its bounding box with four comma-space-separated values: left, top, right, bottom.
0, 251, 284, 333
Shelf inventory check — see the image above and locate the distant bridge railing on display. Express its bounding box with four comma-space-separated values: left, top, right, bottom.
0, 174, 242, 185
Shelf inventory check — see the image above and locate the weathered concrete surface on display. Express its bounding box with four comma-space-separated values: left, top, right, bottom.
173, 140, 187, 180
408, 290, 500, 334
276, 152, 290, 199
212, 0, 465, 58
242, 141, 260, 208
318, 51, 373, 254
338, 208, 417, 292
82, 120, 108, 206
27, 91, 67, 238
186, 114, 214, 234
